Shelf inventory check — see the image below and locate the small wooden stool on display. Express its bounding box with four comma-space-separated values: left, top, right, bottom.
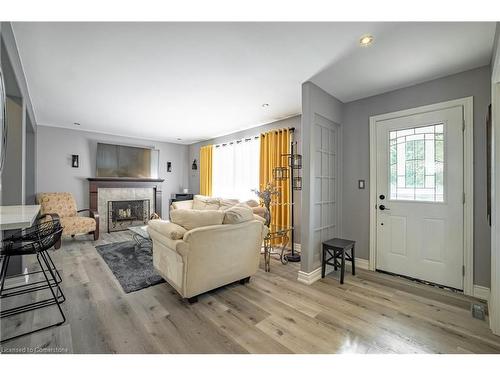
322, 238, 356, 284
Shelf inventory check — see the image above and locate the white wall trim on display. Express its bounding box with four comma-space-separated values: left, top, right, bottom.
355, 257, 369, 270
473, 285, 491, 302
490, 81, 500, 335
297, 267, 322, 285
368, 97, 474, 296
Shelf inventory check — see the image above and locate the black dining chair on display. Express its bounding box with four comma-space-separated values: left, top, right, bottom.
0, 215, 65, 343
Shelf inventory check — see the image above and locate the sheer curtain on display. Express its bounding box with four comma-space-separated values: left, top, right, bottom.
212, 137, 260, 201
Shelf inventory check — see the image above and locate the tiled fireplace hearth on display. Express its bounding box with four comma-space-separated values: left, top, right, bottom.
88, 178, 164, 233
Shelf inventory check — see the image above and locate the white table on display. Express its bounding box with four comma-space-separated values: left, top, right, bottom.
0, 205, 41, 230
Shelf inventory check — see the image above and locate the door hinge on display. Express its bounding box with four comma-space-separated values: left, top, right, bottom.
463, 192, 466, 204
463, 120, 466, 131
463, 265, 466, 276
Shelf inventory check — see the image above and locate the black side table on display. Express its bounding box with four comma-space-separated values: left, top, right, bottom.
322, 238, 356, 284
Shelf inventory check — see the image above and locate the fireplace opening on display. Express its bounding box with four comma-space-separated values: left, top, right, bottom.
107, 199, 150, 233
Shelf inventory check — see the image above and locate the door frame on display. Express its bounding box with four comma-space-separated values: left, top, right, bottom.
369, 97, 474, 296
490, 82, 500, 335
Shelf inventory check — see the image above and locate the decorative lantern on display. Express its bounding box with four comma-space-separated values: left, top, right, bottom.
273, 166, 288, 181
293, 176, 302, 190
290, 154, 302, 169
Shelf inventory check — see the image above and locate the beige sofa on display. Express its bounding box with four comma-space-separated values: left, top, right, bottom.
148, 196, 268, 302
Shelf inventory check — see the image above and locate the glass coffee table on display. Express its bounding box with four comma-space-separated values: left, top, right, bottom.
128, 225, 152, 251
263, 224, 293, 272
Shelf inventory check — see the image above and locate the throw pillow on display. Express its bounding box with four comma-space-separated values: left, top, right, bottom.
148, 220, 186, 240
253, 214, 266, 224
192, 195, 220, 210
223, 205, 254, 224
219, 198, 240, 210
170, 209, 225, 230
244, 199, 259, 208
252, 206, 268, 219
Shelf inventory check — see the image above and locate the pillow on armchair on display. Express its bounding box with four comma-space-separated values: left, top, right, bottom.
192, 195, 221, 210
170, 209, 225, 230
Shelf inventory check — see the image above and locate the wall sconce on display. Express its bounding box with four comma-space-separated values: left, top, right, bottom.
192, 159, 198, 170
72, 155, 79, 168
293, 176, 302, 190
273, 166, 288, 181
167, 161, 172, 173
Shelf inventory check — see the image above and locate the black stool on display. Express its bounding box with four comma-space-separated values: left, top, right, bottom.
321, 238, 356, 284
0, 215, 65, 343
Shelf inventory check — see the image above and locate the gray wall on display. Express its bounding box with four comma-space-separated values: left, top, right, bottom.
341, 65, 492, 287
25, 117, 36, 204
301, 81, 343, 273
188, 115, 302, 243
36, 126, 190, 216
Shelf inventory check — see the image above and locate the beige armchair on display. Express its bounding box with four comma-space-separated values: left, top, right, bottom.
37, 192, 99, 249
148, 212, 267, 303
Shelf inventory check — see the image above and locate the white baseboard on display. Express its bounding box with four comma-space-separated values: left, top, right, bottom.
355, 257, 369, 270
297, 257, 369, 286
473, 285, 490, 302
297, 267, 321, 285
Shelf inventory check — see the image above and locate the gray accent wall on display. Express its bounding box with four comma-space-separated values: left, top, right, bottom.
188, 115, 302, 243
341, 65, 492, 287
36, 126, 190, 216
301, 82, 343, 273
2, 97, 23, 206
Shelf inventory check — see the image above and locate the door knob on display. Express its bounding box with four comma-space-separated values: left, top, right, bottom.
379, 204, 390, 211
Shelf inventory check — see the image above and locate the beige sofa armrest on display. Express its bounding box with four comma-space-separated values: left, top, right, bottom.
147, 225, 189, 256
171, 200, 193, 210
148, 219, 186, 240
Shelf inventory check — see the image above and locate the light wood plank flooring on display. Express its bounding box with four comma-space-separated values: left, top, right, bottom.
1, 232, 499, 353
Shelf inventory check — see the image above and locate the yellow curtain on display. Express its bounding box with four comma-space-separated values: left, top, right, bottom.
259, 128, 290, 230
200, 145, 213, 196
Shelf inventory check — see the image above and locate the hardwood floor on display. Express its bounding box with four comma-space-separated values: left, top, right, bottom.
1, 231, 499, 353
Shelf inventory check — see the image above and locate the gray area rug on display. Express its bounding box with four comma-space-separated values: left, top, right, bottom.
95, 241, 164, 293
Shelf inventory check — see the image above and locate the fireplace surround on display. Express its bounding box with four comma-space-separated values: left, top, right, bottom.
88, 178, 164, 232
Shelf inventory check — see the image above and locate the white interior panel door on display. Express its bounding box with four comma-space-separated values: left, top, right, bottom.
375, 106, 464, 290
312, 114, 340, 267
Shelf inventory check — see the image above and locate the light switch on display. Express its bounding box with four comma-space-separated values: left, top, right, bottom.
358, 180, 365, 189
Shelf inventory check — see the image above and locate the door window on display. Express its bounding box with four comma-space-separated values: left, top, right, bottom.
389, 124, 444, 202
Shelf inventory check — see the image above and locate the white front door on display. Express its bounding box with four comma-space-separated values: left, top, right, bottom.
375, 106, 464, 290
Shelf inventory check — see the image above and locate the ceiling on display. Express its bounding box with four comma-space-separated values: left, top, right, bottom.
12, 22, 495, 144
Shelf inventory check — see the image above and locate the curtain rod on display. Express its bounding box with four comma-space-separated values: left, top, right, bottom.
214, 135, 260, 148
212, 127, 295, 147
260, 127, 295, 137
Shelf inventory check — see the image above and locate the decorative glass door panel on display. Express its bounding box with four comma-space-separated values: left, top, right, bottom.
389, 124, 444, 202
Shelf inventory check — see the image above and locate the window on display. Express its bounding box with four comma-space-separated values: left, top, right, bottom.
389, 124, 444, 202
212, 137, 260, 201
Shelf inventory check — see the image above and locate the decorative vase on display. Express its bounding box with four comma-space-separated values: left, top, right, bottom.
264, 201, 271, 227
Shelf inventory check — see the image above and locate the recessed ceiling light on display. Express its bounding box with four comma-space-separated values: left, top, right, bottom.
359, 34, 374, 47
262, 103, 269, 108
73, 122, 81, 126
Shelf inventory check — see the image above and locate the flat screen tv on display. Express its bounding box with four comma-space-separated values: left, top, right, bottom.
96, 142, 159, 178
